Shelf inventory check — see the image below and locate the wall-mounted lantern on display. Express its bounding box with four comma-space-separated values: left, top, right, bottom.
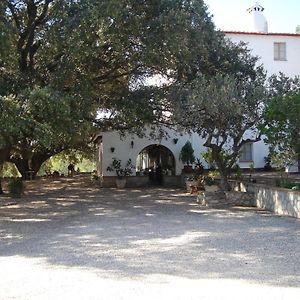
173, 138, 178, 144
110, 147, 115, 153
130, 141, 134, 148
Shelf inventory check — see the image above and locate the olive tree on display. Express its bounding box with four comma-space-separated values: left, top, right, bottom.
172, 59, 267, 190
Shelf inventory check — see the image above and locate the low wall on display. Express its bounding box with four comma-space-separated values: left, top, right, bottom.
231, 181, 300, 219
102, 175, 181, 188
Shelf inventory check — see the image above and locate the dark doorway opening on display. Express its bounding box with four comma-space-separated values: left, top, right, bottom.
136, 145, 175, 186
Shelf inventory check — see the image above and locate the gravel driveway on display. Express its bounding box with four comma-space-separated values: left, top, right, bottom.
0, 179, 299, 299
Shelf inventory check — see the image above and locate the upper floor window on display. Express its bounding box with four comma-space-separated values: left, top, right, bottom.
240, 143, 253, 162
274, 42, 287, 61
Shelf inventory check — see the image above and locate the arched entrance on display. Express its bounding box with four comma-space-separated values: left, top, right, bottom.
136, 145, 175, 186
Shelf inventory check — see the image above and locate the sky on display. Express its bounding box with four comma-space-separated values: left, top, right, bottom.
204, 0, 300, 33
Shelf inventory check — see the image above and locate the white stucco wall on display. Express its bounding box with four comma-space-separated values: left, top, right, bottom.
101, 131, 184, 176
225, 32, 300, 77
99, 128, 269, 177
101, 128, 197, 176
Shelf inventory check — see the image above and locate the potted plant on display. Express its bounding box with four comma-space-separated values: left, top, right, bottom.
107, 158, 134, 188
8, 177, 25, 198
204, 171, 220, 192
180, 141, 195, 173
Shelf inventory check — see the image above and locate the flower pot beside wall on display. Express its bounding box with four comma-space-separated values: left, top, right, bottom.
107, 158, 135, 189
116, 178, 126, 189
183, 165, 193, 173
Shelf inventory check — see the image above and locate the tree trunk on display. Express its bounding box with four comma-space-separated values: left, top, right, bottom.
218, 167, 232, 191
211, 148, 232, 191
12, 153, 51, 180
31, 153, 51, 177
14, 159, 31, 180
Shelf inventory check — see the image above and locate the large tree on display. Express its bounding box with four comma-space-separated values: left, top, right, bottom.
1, 0, 239, 178
0, 95, 22, 192
172, 49, 267, 190
0, 0, 98, 178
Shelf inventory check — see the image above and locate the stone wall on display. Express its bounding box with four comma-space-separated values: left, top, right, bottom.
231, 181, 300, 219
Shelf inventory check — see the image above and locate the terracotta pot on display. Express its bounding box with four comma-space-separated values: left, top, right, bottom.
183, 165, 193, 173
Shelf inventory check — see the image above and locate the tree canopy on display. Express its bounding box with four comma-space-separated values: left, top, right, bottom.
262, 74, 300, 170
1, 0, 245, 179
172, 66, 267, 190
0, 0, 273, 192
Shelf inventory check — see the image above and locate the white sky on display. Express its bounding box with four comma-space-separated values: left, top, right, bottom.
204, 0, 300, 33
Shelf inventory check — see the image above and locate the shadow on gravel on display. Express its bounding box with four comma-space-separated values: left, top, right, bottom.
0, 177, 299, 287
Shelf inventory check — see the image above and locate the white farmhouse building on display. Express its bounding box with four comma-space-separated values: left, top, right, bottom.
96, 2, 300, 187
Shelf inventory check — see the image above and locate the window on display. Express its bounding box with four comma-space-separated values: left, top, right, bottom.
240, 143, 253, 162
274, 42, 286, 61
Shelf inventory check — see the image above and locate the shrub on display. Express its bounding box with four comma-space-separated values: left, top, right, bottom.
107, 158, 134, 178
280, 182, 300, 190
180, 141, 195, 165
8, 178, 25, 197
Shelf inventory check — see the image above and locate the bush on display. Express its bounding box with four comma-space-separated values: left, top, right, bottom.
8, 178, 25, 197
207, 170, 220, 179
180, 141, 195, 165
280, 182, 300, 190
1, 162, 21, 177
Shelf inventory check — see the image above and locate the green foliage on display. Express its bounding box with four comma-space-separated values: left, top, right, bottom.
235, 166, 243, 180
107, 158, 135, 178
179, 141, 195, 165
1, 162, 21, 178
38, 151, 96, 176
202, 149, 218, 169
264, 152, 272, 171
0, 0, 270, 184
270, 151, 294, 172
0, 0, 232, 176
207, 170, 220, 179
280, 182, 300, 190
8, 178, 25, 196
0, 1, 99, 177
262, 74, 300, 167
173, 70, 267, 190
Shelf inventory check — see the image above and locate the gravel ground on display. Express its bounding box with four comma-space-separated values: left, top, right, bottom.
0, 178, 299, 299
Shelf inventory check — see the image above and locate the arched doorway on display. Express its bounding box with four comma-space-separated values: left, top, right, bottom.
136, 145, 175, 185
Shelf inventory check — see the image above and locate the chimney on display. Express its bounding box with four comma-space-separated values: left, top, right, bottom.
247, 2, 268, 33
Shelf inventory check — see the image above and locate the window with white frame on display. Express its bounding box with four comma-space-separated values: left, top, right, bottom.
274, 42, 287, 61
240, 143, 253, 162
